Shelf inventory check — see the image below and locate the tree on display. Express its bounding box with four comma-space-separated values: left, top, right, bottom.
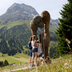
0, 61, 3, 66
4, 60, 9, 66
55, 0, 72, 56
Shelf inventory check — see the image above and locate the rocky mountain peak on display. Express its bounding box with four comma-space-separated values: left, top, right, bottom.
6, 3, 38, 15
0, 3, 38, 22
0, 3, 58, 26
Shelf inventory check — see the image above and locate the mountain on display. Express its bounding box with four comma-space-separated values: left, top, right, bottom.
50, 19, 59, 26
0, 3, 38, 22
0, 3, 58, 56
0, 3, 58, 26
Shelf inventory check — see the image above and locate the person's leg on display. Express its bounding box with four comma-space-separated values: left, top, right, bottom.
29, 49, 32, 66
32, 52, 35, 65
29, 57, 32, 66
37, 53, 42, 65
30, 50, 32, 64
35, 52, 38, 66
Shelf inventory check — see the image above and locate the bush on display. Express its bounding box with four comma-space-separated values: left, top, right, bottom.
0, 60, 9, 67
0, 61, 3, 66
4, 60, 9, 66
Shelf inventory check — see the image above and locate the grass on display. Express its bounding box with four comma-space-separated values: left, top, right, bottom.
0, 54, 72, 72
0, 57, 4, 61
12, 53, 29, 63
0, 52, 29, 71
14, 52, 29, 59
15, 54, 72, 72
7, 20, 27, 28
0, 63, 29, 72
0, 20, 57, 34
0, 52, 29, 64
3, 56, 23, 64
0, 20, 30, 29
11, 56, 29, 63
0, 52, 2, 56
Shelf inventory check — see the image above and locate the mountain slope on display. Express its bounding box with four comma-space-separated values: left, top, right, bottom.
50, 19, 59, 26
0, 3, 58, 56
0, 3, 38, 22
0, 20, 57, 55
0, 3, 58, 26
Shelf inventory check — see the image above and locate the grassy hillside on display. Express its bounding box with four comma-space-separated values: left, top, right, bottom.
35, 54, 72, 72
0, 54, 72, 72
0, 52, 29, 64
0, 20, 30, 28
0, 20, 57, 56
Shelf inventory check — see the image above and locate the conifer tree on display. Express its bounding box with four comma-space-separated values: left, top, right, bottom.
55, 0, 72, 55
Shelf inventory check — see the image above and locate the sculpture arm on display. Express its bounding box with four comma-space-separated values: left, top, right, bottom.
30, 20, 38, 39
31, 29, 37, 39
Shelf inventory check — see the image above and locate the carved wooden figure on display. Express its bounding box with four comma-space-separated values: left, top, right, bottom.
41, 11, 50, 62
30, 16, 44, 39
30, 11, 50, 63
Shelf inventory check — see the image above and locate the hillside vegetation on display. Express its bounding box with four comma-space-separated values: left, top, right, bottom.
0, 20, 57, 56
0, 52, 29, 63
0, 3, 58, 57
0, 54, 72, 72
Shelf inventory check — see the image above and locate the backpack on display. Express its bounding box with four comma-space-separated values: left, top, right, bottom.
28, 41, 32, 49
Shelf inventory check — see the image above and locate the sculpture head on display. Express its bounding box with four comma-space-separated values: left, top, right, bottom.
30, 20, 38, 31
41, 11, 50, 24
33, 16, 44, 28
30, 16, 44, 39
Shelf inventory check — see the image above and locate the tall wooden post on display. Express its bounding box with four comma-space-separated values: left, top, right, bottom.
39, 33, 45, 55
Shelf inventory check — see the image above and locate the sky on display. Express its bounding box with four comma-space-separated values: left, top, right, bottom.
0, 0, 68, 19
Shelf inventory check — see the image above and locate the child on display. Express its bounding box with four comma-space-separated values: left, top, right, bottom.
37, 40, 44, 65
37, 40, 43, 57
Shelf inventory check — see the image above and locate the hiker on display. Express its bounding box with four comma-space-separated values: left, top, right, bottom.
28, 36, 32, 66
31, 35, 38, 66
37, 40, 44, 65
37, 40, 43, 57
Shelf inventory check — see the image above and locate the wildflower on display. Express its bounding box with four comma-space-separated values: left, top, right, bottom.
64, 63, 68, 66
69, 60, 71, 63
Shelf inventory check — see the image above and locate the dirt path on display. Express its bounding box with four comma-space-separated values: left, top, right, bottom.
11, 66, 35, 71
11, 62, 56, 72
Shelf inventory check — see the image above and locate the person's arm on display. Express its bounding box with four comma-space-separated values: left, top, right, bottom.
31, 44, 32, 48
34, 40, 38, 48
31, 42, 33, 48
40, 43, 43, 53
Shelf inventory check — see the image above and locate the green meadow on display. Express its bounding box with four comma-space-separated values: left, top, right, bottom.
2, 56, 23, 64
0, 52, 29, 64
0, 20, 30, 28
0, 53, 72, 72
16, 54, 72, 72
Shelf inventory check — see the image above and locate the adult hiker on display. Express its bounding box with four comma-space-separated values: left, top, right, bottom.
31, 35, 38, 67
28, 36, 32, 66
